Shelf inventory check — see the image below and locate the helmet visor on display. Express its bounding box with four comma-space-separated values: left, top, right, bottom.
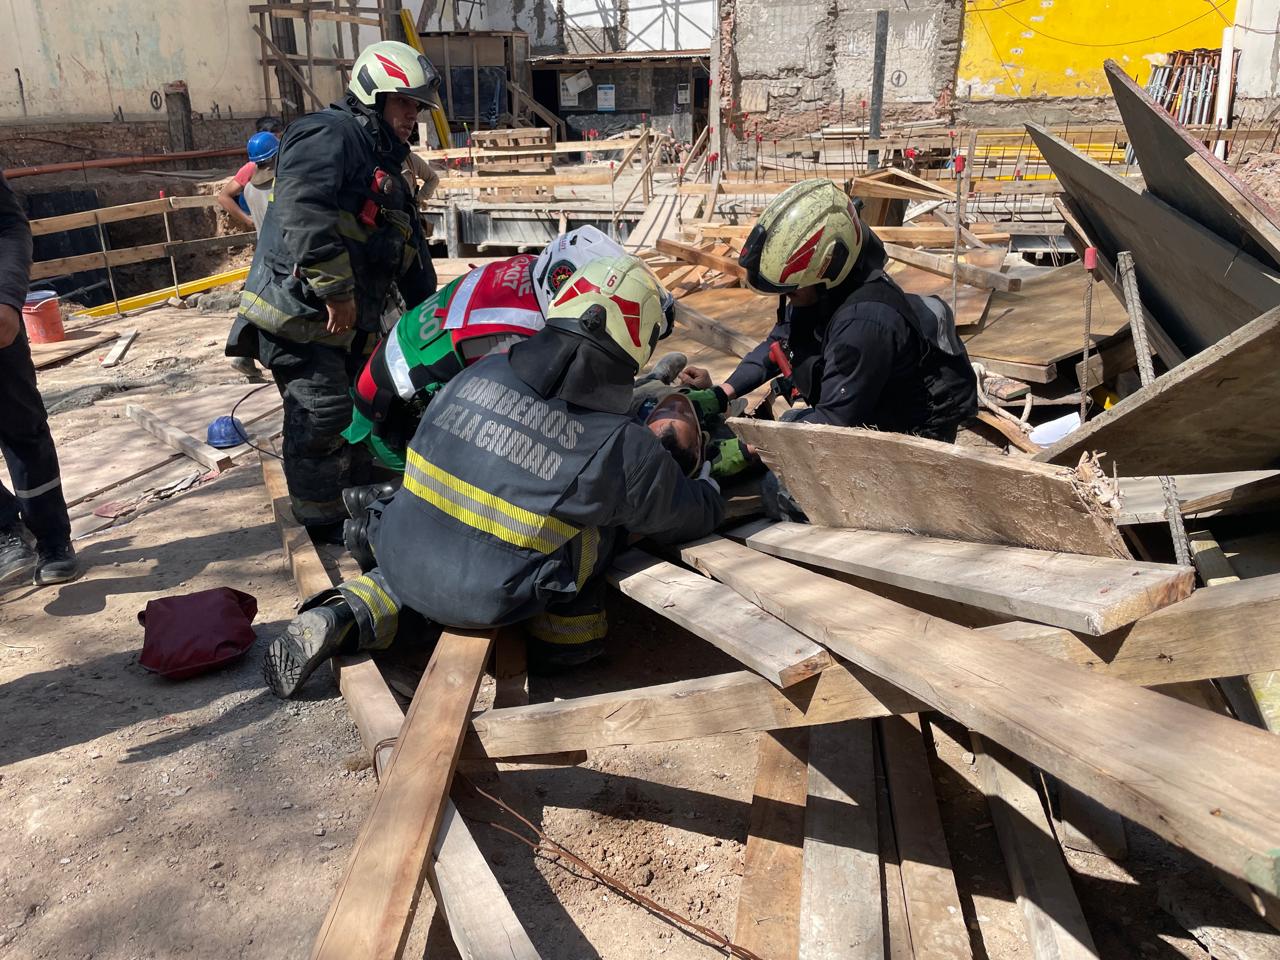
738, 223, 799, 296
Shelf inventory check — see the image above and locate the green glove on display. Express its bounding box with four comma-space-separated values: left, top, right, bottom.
686, 386, 728, 419
710, 437, 751, 480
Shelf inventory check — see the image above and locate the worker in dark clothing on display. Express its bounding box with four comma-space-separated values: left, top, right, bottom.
0, 171, 78, 589
262, 255, 723, 698
680, 177, 977, 437
229, 40, 439, 538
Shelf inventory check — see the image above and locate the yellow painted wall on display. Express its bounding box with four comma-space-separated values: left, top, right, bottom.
958, 0, 1237, 100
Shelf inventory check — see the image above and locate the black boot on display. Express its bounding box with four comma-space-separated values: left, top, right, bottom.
342, 515, 377, 573
35, 541, 79, 585
263, 600, 357, 699
527, 637, 606, 675
342, 481, 400, 519
0, 523, 36, 589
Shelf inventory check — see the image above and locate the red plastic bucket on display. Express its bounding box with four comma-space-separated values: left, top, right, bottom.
23, 290, 64, 344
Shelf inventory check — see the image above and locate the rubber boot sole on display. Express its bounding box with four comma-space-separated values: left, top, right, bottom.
0, 548, 37, 590
263, 607, 353, 699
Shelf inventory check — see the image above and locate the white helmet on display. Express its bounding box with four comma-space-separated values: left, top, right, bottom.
532, 226, 675, 326
349, 40, 440, 108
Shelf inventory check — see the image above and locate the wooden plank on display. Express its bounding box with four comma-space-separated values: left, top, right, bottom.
1158, 874, 1280, 960
739, 521, 1193, 635
672, 300, 760, 358
1117, 471, 1280, 525
1026, 123, 1280, 359
1105, 60, 1280, 270
1036, 305, 1280, 474
730, 418, 1131, 559
679, 535, 1280, 896
29, 234, 253, 280
735, 728, 809, 960
99, 329, 138, 368
972, 734, 1099, 960
799, 720, 882, 960
608, 549, 832, 687
963, 262, 1127, 369
266, 460, 540, 960
27, 195, 217, 236
125, 403, 234, 473
656, 237, 746, 279
29, 329, 118, 369
1185, 153, 1280, 267
437, 171, 614, 190
879, 715, 971, 959
1073, 330, 1146, 387
464, 569, 1280, 759
311, 629, 494, 960
876, 734, 914, 960
882, 242, 1020, 292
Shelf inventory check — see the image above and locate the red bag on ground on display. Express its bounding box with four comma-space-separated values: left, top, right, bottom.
137, 587, 258, 680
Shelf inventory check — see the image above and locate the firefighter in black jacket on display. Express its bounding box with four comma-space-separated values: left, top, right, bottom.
0, 171, 78, 589
681, 178, 977, 438
231, 40, 438, 536
262, 255, 724, 698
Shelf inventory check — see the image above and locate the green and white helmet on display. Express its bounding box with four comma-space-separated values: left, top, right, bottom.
349, 40, 440, 108
738, 179, 864, 295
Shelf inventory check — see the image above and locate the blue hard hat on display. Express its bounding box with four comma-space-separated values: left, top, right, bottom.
247, 131, 280, 164
207, 415, 248, 449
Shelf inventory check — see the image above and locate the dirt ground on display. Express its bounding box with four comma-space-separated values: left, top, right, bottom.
0, 296, 1255, 959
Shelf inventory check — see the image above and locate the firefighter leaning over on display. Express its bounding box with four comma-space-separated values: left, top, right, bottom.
263, 255, 724, 697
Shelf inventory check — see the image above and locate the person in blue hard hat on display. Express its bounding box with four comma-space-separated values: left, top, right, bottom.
217, 131, 280, 232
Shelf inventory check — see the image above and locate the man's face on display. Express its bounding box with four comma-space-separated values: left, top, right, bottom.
787, 283, 822, 307
645, 393, 703, 475
382, 94, 420, 143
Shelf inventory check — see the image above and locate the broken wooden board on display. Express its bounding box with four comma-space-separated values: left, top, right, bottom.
1116, 471, 1280, 525
681, 536, 1280, 897
962, 262, 1128, 374
1036, 305, 1280, 474
1105, 59, 1280, 271
465, 568, 1280, 759
608, 549, 832, 687
880, 715, 972, 959
674, 286, 777, 353
736, 728, 809, 960
886, 251, 1000, 330
739, 520, 1192, 635
29, 329, 118, 369
311, 630, 494, 960
1158, 874, 1280, 960
1027, 123, 1280, 359
657, 237, 746, 279
730, 419, 1130, 559
125, 403, 234, 473
883, 242, 1020, 292
972, 734, 1100, 960
99, 329, 138, 368
800, 720, 883, 960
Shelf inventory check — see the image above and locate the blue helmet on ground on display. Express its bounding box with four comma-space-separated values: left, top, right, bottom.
247, 131, 280, 164
207, 416, 248, 449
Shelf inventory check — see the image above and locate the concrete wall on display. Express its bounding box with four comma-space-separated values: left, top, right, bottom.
1235, 0, 1280, 109
956, 0, 1238, 101
0, 0, 345, 121
723, 0, 961, 140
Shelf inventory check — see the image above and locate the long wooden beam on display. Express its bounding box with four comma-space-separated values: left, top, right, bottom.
681, 536, 1280, 896
464, 568, 1280, 757
740, 521, 1193, 635
882, 242, 1020, 291
656, 237, 746, 279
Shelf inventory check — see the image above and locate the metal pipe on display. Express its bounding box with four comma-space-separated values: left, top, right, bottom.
867, 10, 888, 170
5, 147, 244, 180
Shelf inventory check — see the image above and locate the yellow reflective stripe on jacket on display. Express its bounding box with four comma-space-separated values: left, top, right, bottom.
344, 574, 397, 621
577, 526, 600, 589
337, 209, 372, 243
301, 251, 354, 295
528, 610, 608, 645
403, 448, 578, 554
239, 290, 296, 329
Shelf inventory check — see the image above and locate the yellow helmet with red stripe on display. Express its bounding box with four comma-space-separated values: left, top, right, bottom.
738, 178, 864, 295
544, 255, 673, 371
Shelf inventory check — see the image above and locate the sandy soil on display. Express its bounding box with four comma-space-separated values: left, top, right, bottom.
0, 294, 1251, 960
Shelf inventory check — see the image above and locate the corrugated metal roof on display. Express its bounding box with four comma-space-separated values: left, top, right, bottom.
528, 48, 709, 65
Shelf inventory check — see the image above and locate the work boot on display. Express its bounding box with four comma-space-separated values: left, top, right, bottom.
35, 541, 79, 586
305, 520, 346, 546
527, 637, 606, 675
343, 515, 377, 573
229, 356, 264, 380
263, 600, 357, 699
341, 481, 400, 519
636, 351, 687, 385
0, 523, 37, 589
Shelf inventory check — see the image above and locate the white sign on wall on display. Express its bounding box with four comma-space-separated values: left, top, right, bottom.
597, 84, 616, 111
677, 83, 690, 105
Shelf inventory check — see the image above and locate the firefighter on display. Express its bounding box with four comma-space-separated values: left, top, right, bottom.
262, 255, 723, 698
229, 40, 439, 539
679, 178, 977, 439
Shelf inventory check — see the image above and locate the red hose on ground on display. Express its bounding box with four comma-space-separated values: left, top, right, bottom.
4, 147, 245, 179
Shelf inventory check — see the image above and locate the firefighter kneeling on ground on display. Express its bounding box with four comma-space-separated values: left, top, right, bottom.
337, 225, 754, 565
227, 40, 440, 541
262, 255, 724, 698
679, 178, 978, 519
